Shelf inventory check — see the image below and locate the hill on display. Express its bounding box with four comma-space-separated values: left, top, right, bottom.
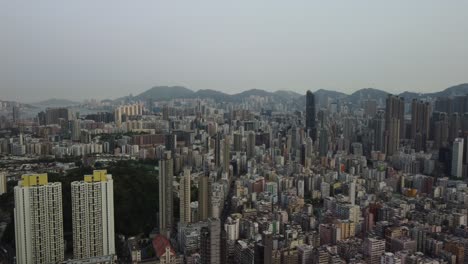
136, 86, 194, 101
112, 83, 468, 105
193, 89, 231, 102
32, 98, 80, 108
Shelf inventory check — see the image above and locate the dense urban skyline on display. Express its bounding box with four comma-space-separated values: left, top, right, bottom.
2, 2, 468, 264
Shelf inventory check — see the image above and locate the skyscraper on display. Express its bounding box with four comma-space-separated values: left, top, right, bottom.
72, 119, 81, 141
0, 172, 6, 195
198, 175, 212, 221
71, 170, 115, 259
14, 174, 64, 264
159, 151, 174, 236
349, 180, 356, 205
223, 135, 231, 173
411, 99, 431, 150
214, 132, 221, 167
180, 168, 191, 224
12, 105, 20, 125
449, 113, 461, 142
371, 110, 386, 152
200, 218, 221, 264
45, 107, 70, 125
452, 138, 464, 178
319, 128, 328, 157
306, 91, 317, 141
247, 131, 256, 159
385, 95, 405, 156
233, 133, 243, 152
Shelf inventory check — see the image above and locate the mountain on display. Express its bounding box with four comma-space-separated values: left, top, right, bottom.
32, 98, 80, 108
274, 90, 302, 100
136, 86, 194, 101
347, 88, 389, 104
120, 83, 468, 105
193, 89, 231, 102
315, 88, 347, 100
429, 83, 468, 98
235, 89, 274, 99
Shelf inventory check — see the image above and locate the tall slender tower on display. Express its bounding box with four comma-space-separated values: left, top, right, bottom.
306, 91, 317, 141
14, 174, 64, 264
71, 170, 115, 259
215, 132, 221, 167
371, 110, 386, 152
385, 95, 405, 156
247, 131, 256, 159
223, 135, 231, 173
198, 175, 212, 221
180, 168, 191, 224
411, 100, 431, 142
452, 138, 464, 178
159, 151, 174, 237
200, 218, 221, 264
0, 172, 6, 195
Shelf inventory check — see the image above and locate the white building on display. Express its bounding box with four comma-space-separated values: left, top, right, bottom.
14, 173, 64, 264
71, 170, 115, 259
452, 138, 464, 178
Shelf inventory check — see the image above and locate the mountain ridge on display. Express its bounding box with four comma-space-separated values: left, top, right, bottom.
28, 83, 468, 106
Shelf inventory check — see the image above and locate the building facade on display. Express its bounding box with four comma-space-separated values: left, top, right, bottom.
71, 170, 115, 259
14, 173, 64, 264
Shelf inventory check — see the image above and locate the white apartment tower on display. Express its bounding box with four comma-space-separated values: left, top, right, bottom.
14, 173, 64, 264
71, 170, 115, 259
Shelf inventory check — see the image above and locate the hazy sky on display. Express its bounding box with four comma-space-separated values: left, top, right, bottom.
1, 1, 467, 102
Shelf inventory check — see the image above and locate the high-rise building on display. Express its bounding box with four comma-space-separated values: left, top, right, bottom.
385, 95, 404, 156
14, 174, 64, 264
198, 175, 212, 221
45, 107, 70, 125
297, 244, 313, 264
363, 99, 378, 117
319, 128, 328, 157
370, 110, 386, 152
449, 113, 461, 142
165, 134, 177, 154
114, 103, 144, 125
411, 99, 431, 151
233, 133, 243, 152
214, 133, 221, 167
12, 105, 20, 125
71, 170, 115, 259
364, 237, 385, 264
452, 138, 464, 178
306, 91, 317, 141
72, 119, 81, 141
349, 180, 356, 205
263, 231, 273, 264
433, 112, 449, 149
0, 172, 6, 195
200, 218, 221, 264
223, 135, 231, 173
180, 168, 191, 224
247, 131, 256, 159
159, 151, 174, 236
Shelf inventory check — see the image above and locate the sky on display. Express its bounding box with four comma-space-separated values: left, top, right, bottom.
1, 1, 467, 102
